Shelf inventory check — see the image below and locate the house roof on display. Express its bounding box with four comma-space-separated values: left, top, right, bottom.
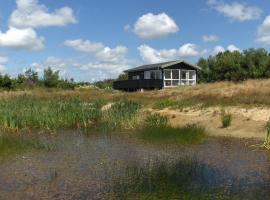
124, 60, 201, 73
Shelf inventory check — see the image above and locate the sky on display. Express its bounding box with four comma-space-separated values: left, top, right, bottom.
0, 0, 270, 82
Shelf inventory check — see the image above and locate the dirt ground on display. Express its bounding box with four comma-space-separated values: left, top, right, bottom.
150, 106, 270, 140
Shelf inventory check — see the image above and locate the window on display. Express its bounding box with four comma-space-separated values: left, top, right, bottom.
181, 70, 196, 85
144, 70, 162, 80
132, 75, 140, 80
164, 69, 180, 87
164, 69, 196, 87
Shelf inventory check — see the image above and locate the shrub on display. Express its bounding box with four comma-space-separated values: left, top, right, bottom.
221, 110, 232, 128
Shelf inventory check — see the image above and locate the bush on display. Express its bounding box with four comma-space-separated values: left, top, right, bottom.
221, 111, 232, 128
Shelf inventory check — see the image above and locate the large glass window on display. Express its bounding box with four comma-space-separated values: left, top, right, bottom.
181, 70, 196, 85
164, 69, 196, 87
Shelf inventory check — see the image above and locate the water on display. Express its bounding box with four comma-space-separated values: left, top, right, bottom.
0, 132, 269, 199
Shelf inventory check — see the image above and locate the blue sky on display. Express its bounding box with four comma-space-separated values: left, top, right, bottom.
0, 0, 270, 81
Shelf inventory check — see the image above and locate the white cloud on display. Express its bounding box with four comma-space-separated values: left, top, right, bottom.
207, 0, 262, 22
202, 35, 219, 42
212, 44, 241, 55
64, 39, 104, 53
138, 44, 204, 64
131, 13, 179, 39
10, 0, 77, 29
64, 39, 136, 79
227, 44, 241, 52
257, 15, 270, 45
0, 56, 8, 74
0, 27, 44, 50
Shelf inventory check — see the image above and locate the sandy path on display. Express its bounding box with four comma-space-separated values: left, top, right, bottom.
149, 106, 269, 140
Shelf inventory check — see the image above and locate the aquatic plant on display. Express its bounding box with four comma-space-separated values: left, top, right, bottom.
102, 99, 141, 131
0, 133, 56, 156
221, 110, 232, 128
141, 114, 206, 144
264, 120, 270, 149
0, 95, 104, 132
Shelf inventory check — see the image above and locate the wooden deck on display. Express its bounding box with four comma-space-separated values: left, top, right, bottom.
113, 79, 163, 91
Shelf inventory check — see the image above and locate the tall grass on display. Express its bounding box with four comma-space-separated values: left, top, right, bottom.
264, 120, 270, 149
153, 99, 199, 110
221, 110, 232, 128
141, 114, 206, 144
0, 95, 104, 131
102, 100, 141, 131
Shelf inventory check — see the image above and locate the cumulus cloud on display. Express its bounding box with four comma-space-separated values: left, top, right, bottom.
257, 15, 270, 45
212, 44, 241, 55
138, 44, 204, 64
207, 0, 262, 22
64, 39, 136, 79
130, 13, 179, 39
202, 35, 219, 42
9, 0, 77, 29
0, 27, 44, 50
0, 56, 8, 74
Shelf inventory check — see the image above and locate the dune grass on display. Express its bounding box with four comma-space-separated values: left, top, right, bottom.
221, 111, 232, 128
140, 114, 206, 144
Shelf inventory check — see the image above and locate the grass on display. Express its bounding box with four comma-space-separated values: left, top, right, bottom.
0, 133, 56, 156
101, 99, 141, 131
221, 110, 232, 128
0, 95, 104, 132
153, 99, 199, 110
140, 114, 206, 144
107, 158, 237, 200
263, 120, 270, 149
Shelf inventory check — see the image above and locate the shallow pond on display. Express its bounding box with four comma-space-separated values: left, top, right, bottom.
0, 132, 269, 200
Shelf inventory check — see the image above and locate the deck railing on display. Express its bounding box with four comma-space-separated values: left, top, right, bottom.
113, 79, 163, 91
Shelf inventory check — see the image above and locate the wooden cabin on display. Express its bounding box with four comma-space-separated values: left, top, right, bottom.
113, 60, 200, 91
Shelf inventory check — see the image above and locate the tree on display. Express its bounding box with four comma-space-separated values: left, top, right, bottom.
24, 68, 39, 84
117, 73, 128, 81
43, 67, 60, 88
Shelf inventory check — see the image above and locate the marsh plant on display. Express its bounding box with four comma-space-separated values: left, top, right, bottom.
221, 110, 232, 128
264, 120, 270, 149
141, 113, 206, 144
102, 100, 141, 131
0, 96, 104, 132
107, 158, 207, 199
0, 133, 56, 156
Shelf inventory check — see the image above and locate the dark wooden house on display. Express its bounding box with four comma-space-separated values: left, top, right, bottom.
113, 60, 200, 91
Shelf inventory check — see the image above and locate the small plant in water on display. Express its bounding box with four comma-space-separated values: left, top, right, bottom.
264, 120, 270, 149
141, 113, 206, 144
221, 110, 232, 128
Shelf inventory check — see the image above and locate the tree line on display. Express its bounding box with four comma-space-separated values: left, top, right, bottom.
197, 48, 270, 82
0, 67, 75, 90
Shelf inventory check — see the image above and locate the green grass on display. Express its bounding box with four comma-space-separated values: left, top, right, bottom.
102, 99, 141, 131
153, 99, 199, 110
141, 114, 206, 144
0, 95, 104, 131
0, 133, 56, 156
221, 111, 232, 128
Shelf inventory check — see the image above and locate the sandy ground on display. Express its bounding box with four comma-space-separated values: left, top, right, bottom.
150, 106, 270, 140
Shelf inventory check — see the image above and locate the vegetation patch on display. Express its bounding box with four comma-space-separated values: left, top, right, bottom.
221, 110, 232, 128
101, 100, 141, 131
140, 114, 206, 144
0, 95, 104, 132
0, 133, 56, 156
153, 99, 199, 110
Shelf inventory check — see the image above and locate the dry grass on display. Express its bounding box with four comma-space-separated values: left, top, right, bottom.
1, 79, 270, 107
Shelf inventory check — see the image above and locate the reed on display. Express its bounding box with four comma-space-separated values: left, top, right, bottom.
141, 114, 206, 144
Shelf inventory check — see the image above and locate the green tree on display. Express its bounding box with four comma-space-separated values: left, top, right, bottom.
24, 68, 39, 84
43, 67, 60, 88
117, 73, 128, 81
